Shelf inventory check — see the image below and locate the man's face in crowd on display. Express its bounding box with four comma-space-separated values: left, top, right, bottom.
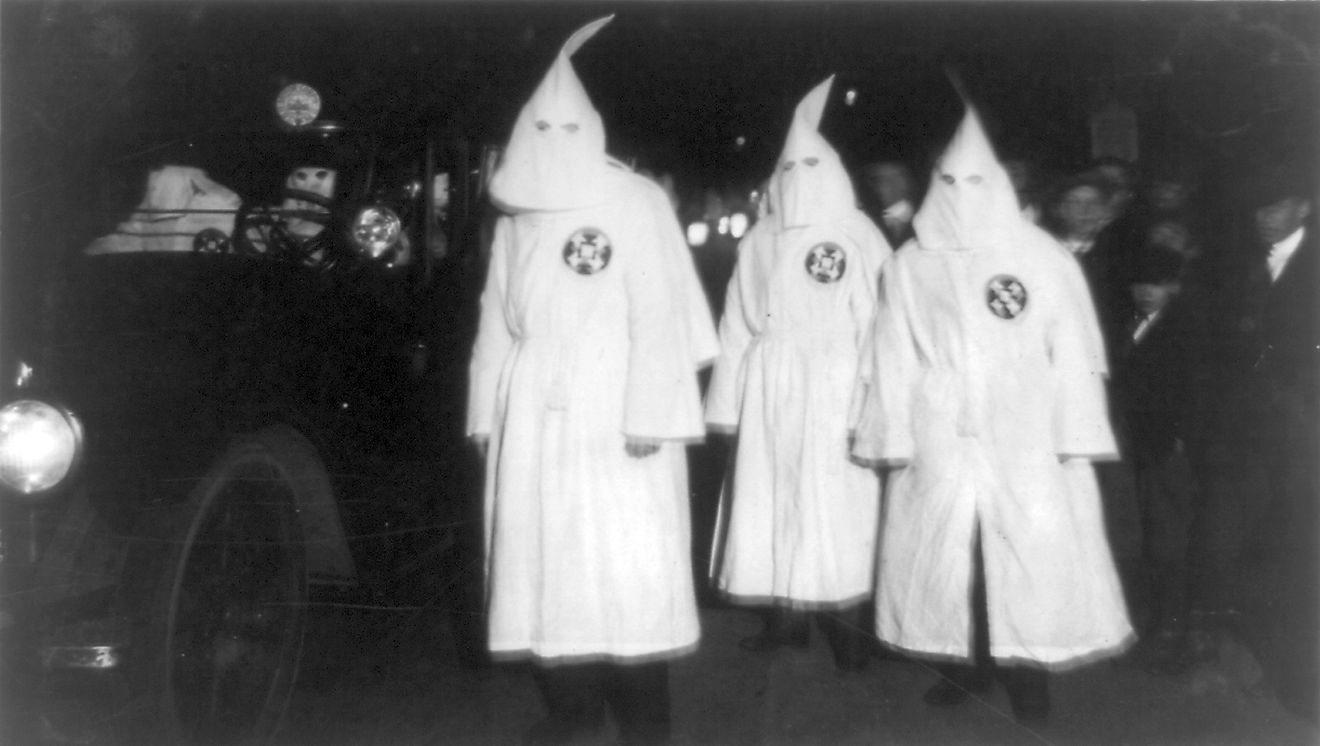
1145, 220, 1194, 259
1147, 180, 1188, 213
1254, 196, 1312, 246
1131, 280, 1180, 317
1094, 163, 1134, 215
864, 163, 912, 209
1056, 185, 1111, 240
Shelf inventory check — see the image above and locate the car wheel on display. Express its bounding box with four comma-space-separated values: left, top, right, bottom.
134, 427, 312, 745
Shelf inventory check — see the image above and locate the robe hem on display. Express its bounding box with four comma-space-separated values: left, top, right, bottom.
879, 631, 1136, 672
718, 590, 872, 611
489, 639, 700, 667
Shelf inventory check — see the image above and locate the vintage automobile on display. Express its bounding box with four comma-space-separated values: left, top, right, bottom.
0, 84, 491, 744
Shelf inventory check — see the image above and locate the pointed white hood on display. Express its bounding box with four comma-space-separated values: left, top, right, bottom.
912, 104, 1023, 251
768, 75, 858, 230
488, 15, 621, 213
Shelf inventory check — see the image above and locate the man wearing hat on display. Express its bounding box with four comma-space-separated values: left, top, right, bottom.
858, 156, 920, 248
1195, 161, 1318, 713
467, 16, 718, 744
1112, 246, 1208, 673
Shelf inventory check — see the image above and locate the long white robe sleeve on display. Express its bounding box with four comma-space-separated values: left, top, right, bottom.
624, 189, 716, 441
1050, 250, 1119, 459
851, 254, 917, 465
467, 220, 514, 439
703, 225, 761, 432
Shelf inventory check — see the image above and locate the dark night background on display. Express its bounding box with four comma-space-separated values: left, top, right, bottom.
3, 0, 1318, 452
1, 4, 1319, 743
3, 1, 1317, 238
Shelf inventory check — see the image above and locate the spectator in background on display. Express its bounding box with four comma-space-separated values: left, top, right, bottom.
1050, 172, 1112, 254
1144, 218, 1200, 263
1142, 161, 1195, 219
1049, 173, 1127, 339
706, 76, 890, 672
1089, 156, 1140, 235
1112, 247, 1208, 674
1087, 156, 1145, 321
1002, 154, 1047, 225
1194, 161, 1318, 717
1133, 157, 1204, 265
858, 156, 918, 247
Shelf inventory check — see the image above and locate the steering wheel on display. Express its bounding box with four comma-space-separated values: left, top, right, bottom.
230, 200, 295, 258
229, 198, 345, 272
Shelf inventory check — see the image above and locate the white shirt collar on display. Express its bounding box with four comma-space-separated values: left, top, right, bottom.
1269, 226, 1306, 282
882, 198, 914, 223
1062, 236, 1095, 256
1133, 307, 1164, 343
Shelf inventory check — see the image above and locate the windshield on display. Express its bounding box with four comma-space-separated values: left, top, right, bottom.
98, 128, 378, 216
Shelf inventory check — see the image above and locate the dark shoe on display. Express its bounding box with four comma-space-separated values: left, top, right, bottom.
818, 608, 870, 672
922, 673, 992, 707
738, 626, 808, 652
832, 647, 869, 673
1003, 668, 1050, 725
738, 609, 809, 652
521, 712, 606, 746
608, 661, 671, 746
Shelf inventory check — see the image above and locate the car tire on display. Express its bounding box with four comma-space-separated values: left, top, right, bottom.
129, 426, 314, 745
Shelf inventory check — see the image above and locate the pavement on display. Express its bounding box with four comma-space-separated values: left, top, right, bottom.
275, 600, 1319, 746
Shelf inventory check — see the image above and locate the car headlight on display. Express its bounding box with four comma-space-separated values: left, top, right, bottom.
0, 400, 84, 495
729, 212, 750, 239
349, 206, 402, 261
686, 222, 710, 247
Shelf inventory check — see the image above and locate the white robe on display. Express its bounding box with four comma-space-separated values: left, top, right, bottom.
467, 173, 717, 663
852, 230, 1133, 668
706, 211, 889, 607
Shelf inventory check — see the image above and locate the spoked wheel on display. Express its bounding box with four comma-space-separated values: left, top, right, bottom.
230, 200, 342, 271
136, 428, 313, 745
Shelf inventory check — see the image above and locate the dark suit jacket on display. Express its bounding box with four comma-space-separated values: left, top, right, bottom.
1213, 225, 1320, 450
1113, 296, 1207, 466
862, 205, 915, 249
1259, 229, 1320, 408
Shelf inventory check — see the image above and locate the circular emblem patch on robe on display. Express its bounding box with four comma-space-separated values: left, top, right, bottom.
562, 227, 612, 275
986, 275, 1029, 319
804, 242, 847, 283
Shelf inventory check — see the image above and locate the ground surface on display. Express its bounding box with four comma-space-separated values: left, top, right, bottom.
272, 601, 1317, 746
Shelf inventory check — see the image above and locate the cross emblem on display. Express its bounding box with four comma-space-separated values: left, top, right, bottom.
805, 242, 847, 283
563, 227, 612, 275
986, 275, 1028, 320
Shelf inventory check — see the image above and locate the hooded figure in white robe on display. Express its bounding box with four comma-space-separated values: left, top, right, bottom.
851, 103, 1133, 673
706, 76, 890, 628
467, 15, 717, 669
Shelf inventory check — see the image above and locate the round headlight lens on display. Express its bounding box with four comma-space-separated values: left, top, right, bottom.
350, 206, 402, 260
729, 213, 750, 239
0, 400, 83, 494
686, 222, 710, 247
